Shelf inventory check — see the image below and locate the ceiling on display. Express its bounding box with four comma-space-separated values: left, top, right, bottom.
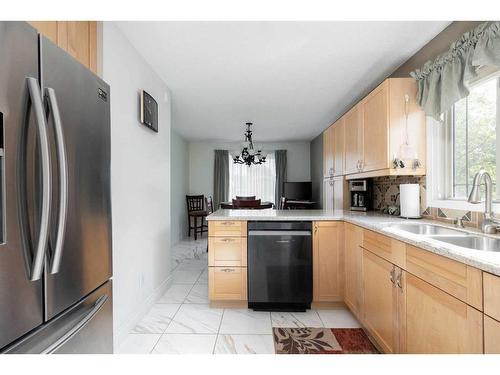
115, 21, 450, 142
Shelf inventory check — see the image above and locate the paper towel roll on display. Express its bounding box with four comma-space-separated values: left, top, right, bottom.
400, 184, 420, 219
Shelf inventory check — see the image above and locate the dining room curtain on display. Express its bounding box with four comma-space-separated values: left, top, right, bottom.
275, 150, 287, 206
214, 150, 229, 209
410, 21, 500, 120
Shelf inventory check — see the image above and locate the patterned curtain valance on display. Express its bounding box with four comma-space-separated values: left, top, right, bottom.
410, 21, 500, 119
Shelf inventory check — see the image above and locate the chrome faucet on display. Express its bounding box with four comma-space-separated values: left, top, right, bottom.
468, 170, 500, 234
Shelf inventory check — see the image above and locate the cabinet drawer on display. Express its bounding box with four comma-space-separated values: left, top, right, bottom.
406, 245, 482, 310
484, 272, 500, 321
208, 221, 247, 237
484, 315, 500, 354
362, 229, 405, 268
208, 237, 247, 267
208, 267, 247, 301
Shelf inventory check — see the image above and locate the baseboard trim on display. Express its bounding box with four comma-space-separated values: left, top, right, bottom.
113, 275, 173, 349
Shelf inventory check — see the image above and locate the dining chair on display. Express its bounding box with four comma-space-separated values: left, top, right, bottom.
186, 195, 207, 240
278, 196, 288, 210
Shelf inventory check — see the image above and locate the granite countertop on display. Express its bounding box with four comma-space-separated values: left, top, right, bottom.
207, 208, 500, 276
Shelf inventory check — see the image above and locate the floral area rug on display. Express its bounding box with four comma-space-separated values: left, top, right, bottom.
273, 328, 379, 354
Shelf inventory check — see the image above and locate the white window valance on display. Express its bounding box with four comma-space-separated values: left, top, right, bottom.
410, 21, 500, 119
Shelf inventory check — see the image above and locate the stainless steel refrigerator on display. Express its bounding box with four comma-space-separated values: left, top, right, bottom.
0, 22, 113, 354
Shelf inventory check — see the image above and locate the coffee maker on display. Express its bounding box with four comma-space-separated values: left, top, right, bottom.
349, 179, 371, 211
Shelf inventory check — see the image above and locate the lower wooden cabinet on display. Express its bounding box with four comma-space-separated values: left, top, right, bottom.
484, 315, 500, 354
405, 273, 483, 353
208, 267, 247, 301
344, 223, 363, 318
313, 221, 343, 302
362, 249, 404, 353
208, 237, 247, 267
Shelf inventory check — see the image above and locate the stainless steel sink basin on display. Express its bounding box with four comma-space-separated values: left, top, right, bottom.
426, 235, 500, 252
389, 223, 466, 236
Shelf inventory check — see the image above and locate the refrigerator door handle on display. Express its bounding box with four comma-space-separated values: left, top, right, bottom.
45, 87, 68, 274
42, 295, 108, 354
26, 77, 51, 281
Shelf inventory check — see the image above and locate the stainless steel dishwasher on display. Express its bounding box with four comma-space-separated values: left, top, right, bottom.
247, 221, 312, 311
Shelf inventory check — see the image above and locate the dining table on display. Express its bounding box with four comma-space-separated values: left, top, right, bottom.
219, 201, 274, 209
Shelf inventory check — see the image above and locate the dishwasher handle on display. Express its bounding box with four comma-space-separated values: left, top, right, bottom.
248, 230, 311, 236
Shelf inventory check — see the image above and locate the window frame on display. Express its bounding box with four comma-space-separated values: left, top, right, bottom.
427, 67, 500, 212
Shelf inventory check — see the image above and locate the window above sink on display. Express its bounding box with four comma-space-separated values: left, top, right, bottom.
428, 66, 500, 213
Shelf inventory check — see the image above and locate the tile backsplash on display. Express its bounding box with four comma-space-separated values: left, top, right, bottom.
370, 175, 480, 228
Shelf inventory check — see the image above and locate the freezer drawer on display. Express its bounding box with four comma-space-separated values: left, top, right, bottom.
3, 280, 113, 354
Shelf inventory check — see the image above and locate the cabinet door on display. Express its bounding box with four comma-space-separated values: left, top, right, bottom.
333, 119, 344, 176
208, 267, 247, 301
313, 222, 343, 302
322, 178, 334, 211
362, 82, 389, 172
362, 249, 399, 353
484, 315, 500, 354
333, 177, 347, 211
28, 21, 58, 43
344, 224, 363, 318
344, 104, 363, 174
405, 273, 483, 353
323, 126, 334, 178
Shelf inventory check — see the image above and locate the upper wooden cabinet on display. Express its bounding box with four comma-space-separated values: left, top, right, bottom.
332, 118, 345, 176
343, 103, 363, 175
28, 21, 98, 75
313, 221, 343, 302
323, 125, 334, 179
322, 77, 426, 179
362, 81, 389, 172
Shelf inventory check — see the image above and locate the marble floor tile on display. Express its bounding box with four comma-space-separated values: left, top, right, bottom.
116, 333, 161, 354
196, 269, 208, 284
214, 334, 275, 354
184, 283, 209, 304
152, 334, 217, 354
271, 310, 324, 328
157, 284, 193, 304
176, 259, 208, 271
219, 309, 272, 335
317, 308, 361, 328
166, 304, 223, 334
171, 269, 203, 284
131, 304, 181, 333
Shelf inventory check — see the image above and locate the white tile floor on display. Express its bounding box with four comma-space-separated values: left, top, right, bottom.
116, 237, 361, 354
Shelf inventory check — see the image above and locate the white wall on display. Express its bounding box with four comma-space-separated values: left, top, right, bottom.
170, 131, 189, 244
188, 141, 310, 197
102, 23, 172, 347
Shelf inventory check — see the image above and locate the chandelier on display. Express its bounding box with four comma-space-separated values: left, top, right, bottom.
232, 122, 267, 166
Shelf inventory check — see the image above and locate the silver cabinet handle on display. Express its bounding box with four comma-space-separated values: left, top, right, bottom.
220, 238, 235, 243
396, 269, 403, 292
220, 221, 235, 226
26, 77, 51, 281
359, 159, 364, 171
42, 295, 108, 354
389, 266, 395, 285
220, 268, 235, 273
46, 88, 68, 275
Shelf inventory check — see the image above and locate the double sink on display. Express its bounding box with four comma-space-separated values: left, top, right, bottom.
387, 223, 500, 252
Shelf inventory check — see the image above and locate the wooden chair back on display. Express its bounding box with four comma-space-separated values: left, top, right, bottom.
205, 196, 214, 214
278, 196, 288, 210
186, 195, 205, 213
235, 195, 256, 201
